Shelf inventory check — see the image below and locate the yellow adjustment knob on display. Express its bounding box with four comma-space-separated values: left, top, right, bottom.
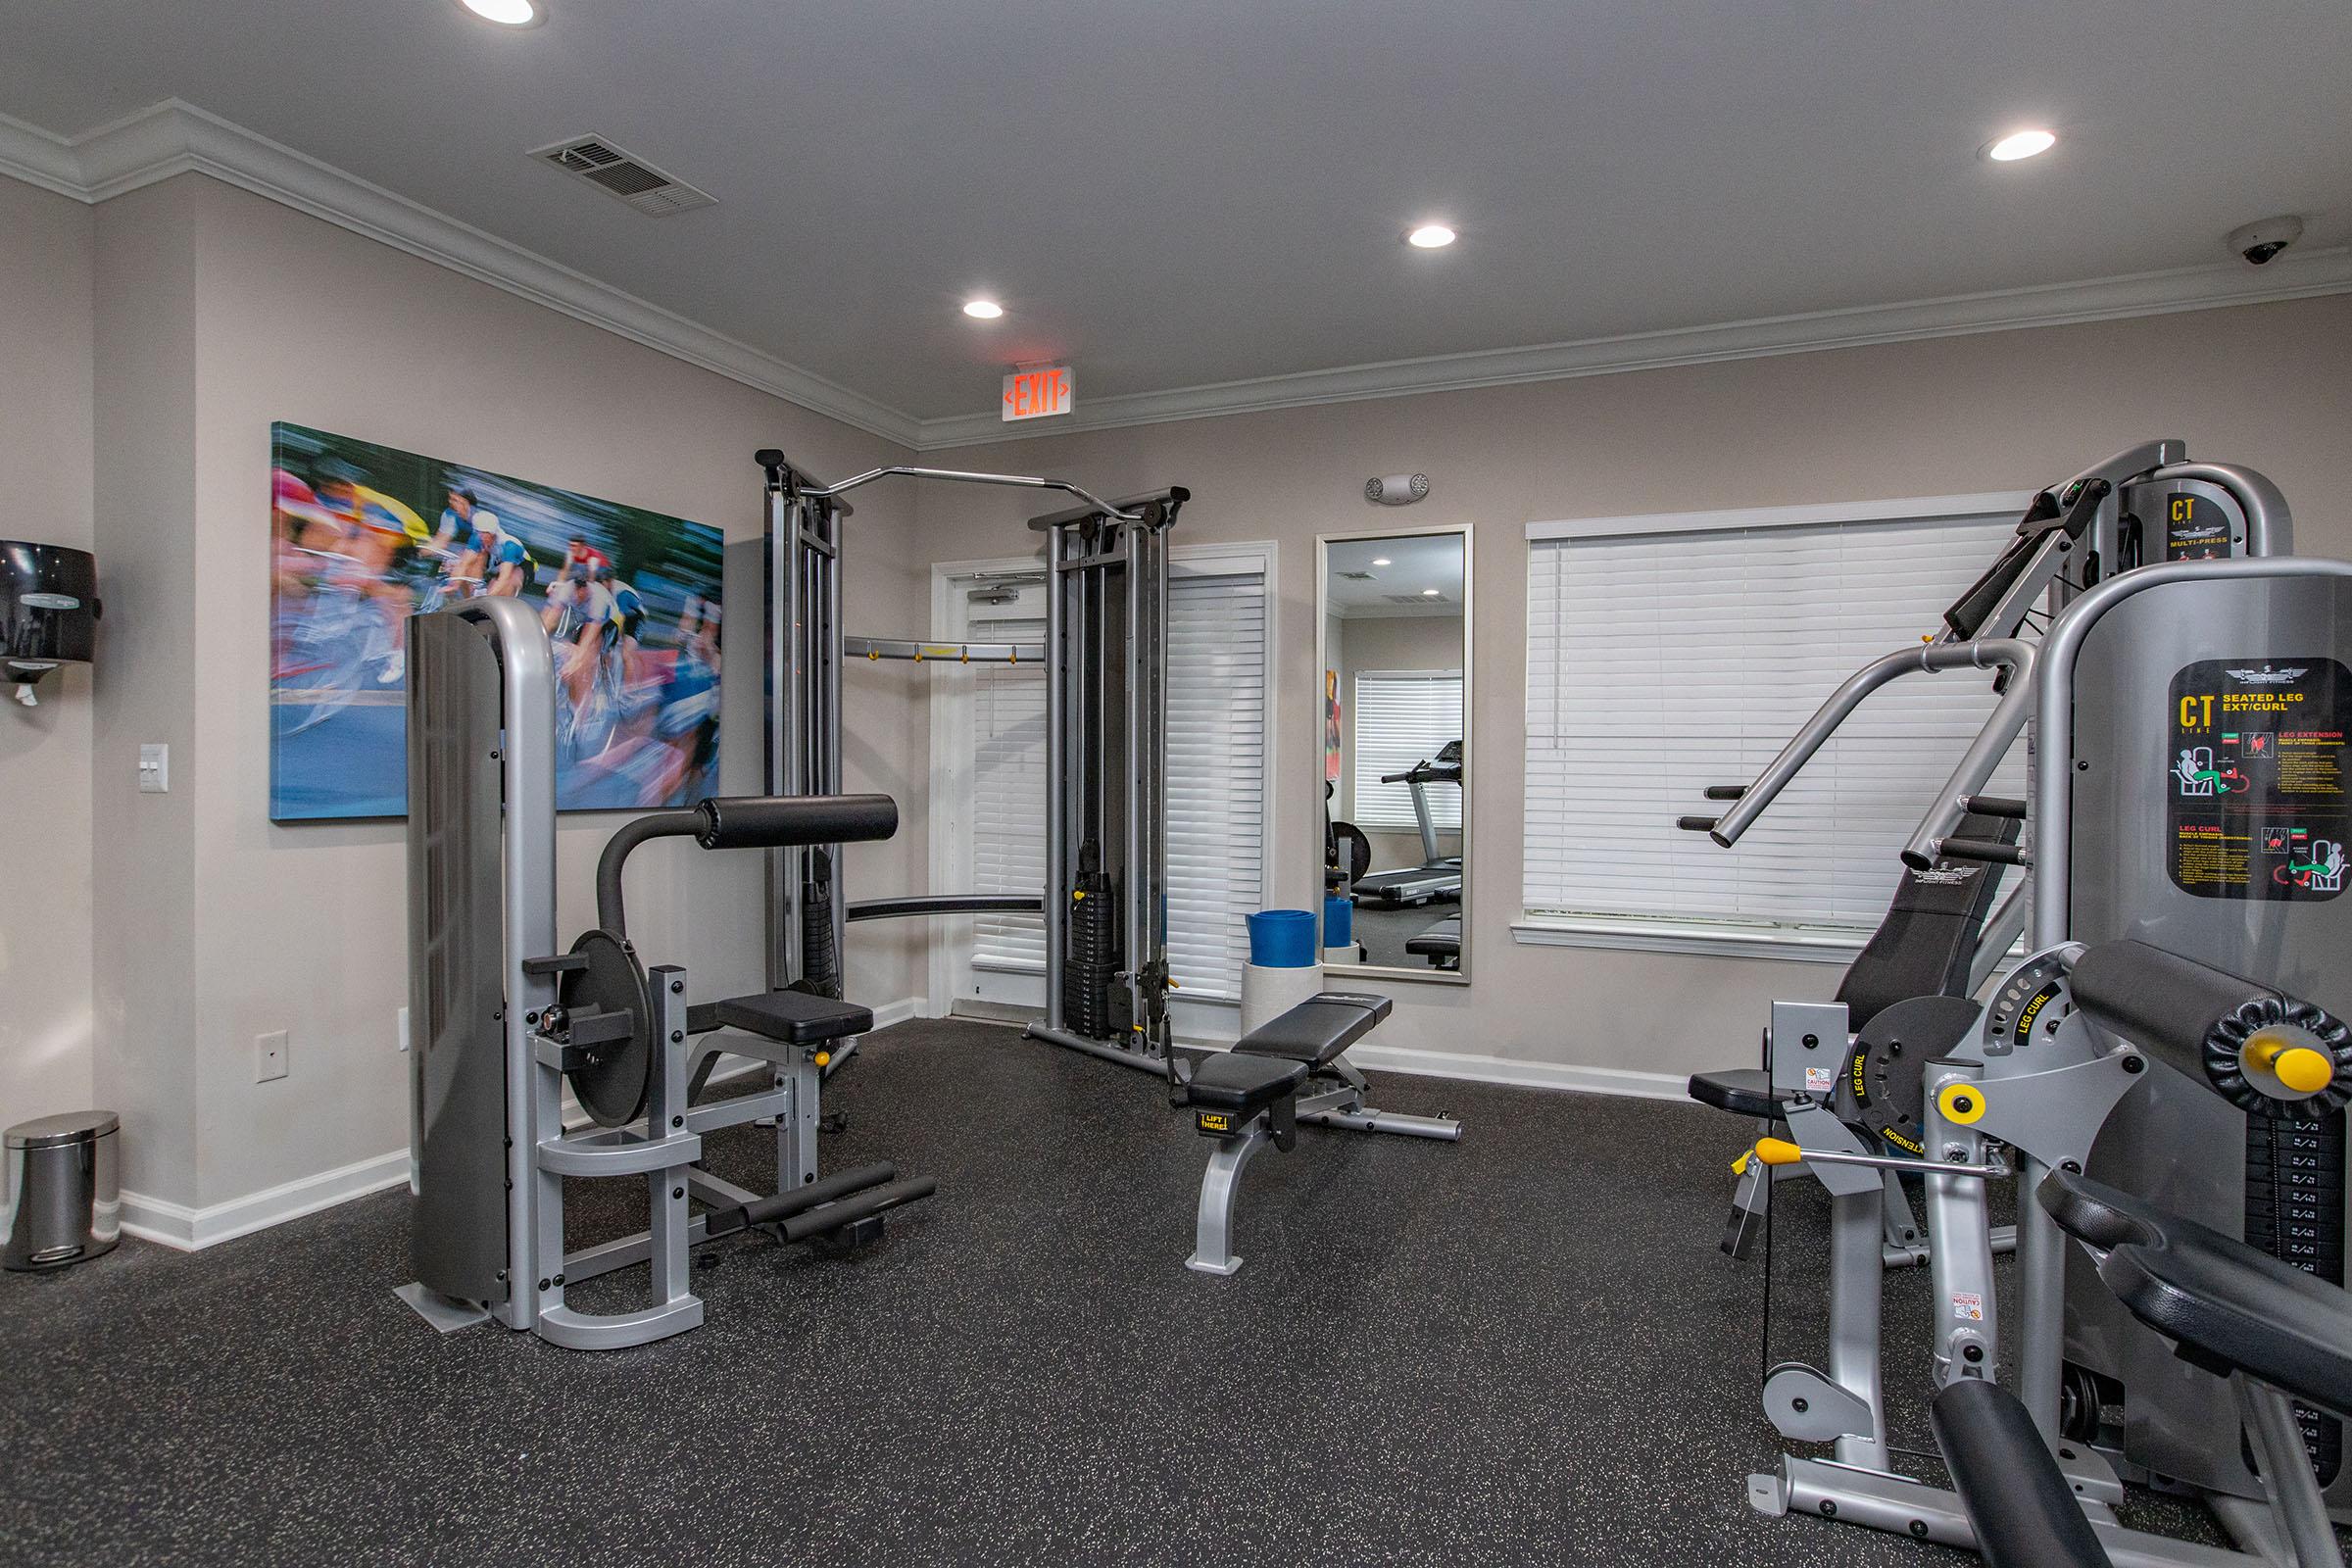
1936, 1082, 1986, 1125
1753, 1137, 1803, 1167
2252, 1036, 2334, 1096
1731, 1151, 1751, 1176
1071, 890, 1086, 902
813, 1051, 831, 1068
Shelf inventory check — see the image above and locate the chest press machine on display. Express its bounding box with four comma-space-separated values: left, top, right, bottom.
1178, 993, 1461, 1275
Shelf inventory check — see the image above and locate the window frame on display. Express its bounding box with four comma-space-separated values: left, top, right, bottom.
1513, 490, 2034, 963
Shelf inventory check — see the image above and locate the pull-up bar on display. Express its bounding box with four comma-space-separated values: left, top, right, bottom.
793, 465, 1146, 523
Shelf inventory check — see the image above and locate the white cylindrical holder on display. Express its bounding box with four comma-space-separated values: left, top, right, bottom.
1321, 944, 1360, 967
1240, 961, 1324, 1036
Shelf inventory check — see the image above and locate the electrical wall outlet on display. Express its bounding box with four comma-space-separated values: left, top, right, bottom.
255, 1029, 289, 1082
138, 743, 170, 793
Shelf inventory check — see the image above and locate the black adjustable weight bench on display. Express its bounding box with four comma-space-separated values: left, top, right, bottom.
1180, 992, 1461, 1275
1405, 913, 1461, 971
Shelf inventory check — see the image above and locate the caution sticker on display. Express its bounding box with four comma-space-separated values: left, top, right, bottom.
1804, 1065, 1838, 1093
1951, 1291, 1985, 1322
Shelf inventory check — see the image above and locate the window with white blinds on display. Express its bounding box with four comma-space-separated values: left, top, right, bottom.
968, 612, 1050, 970
1352, 670, 1464, 831
1523, 505, 2028, 932
959, 557, 1271, 1002
1163, 568, 1268, 1000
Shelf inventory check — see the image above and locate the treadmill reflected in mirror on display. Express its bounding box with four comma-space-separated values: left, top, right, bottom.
1349, 739, 1462, 906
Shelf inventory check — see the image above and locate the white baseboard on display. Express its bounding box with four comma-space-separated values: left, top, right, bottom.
121, 1148, 411, 1253
120, 995, 934, 1252
1348, 1043, 1690, 1102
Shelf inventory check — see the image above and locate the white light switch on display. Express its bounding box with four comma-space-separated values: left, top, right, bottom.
138, 743, 170, 793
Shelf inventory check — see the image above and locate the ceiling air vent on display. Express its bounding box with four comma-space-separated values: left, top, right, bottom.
530, 135, 715, 217
1385, 593, 1446, 605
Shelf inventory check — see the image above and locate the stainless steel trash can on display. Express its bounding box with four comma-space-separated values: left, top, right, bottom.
3, 1110, 121, 1271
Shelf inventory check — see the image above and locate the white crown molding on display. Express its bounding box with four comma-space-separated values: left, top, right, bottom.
8, 101, 2348, 459
911, 245, 2352, 450
0, 100, 925, 449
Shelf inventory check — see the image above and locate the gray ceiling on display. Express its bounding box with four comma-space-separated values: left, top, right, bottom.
4, 0, 2348, 422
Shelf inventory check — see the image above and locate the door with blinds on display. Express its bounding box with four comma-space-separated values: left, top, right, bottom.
935, 549, 1272, 1037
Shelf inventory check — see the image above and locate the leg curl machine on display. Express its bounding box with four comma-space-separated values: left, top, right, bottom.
400, 596, 933, 1350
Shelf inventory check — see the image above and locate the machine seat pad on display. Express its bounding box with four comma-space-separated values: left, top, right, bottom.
1929, 1380, 2111, 1568
1185, 1051, 1310, 1117
2039, 1171, 2352, 1414
1234, 992, 1395, 1066
694, 989, 874, 1046
1405, 915, 1462, 958
1687, 1067, 1789, 1120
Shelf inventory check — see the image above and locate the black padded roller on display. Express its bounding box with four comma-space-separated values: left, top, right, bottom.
1930, 1380, 2112, 1568
693, 793, 899, 851
2069, 940, 2350, 1116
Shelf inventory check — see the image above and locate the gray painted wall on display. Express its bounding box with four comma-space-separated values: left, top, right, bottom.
913, 294, 2352, 1083
0, 177, 96, 1129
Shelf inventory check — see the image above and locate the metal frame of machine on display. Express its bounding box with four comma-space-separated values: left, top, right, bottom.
756, 451, 1189, 1077
1687, 444, 2352, 1561
399, 597, 931, 1351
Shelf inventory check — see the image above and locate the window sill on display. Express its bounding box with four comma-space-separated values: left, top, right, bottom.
1511, 916, 1868, 965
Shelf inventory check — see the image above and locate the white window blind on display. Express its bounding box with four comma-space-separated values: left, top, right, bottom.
960, 563, 1270, 1001
969, 612, 1048, 971
1523, 510, 2027, 930
1353, 670, 1464, 831
1164, 569, 1269, 1000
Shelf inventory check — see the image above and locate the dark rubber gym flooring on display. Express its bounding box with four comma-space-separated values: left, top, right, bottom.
0, 1017, 2236, 1567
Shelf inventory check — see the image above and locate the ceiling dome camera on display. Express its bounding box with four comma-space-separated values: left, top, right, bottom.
2227, 216, 2304, 267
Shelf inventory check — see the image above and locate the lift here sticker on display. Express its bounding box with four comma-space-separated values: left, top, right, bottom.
2168, 659, 2349, 902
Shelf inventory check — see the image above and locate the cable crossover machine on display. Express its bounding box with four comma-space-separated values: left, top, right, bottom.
756, 451, 1192, 1080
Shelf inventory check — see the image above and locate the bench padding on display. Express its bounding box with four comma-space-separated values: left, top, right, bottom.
1687, 1066, 1788, 1120
1930, 1379, 2110, 1568
1186, 1052, 1311, 1117
692, 989, 874, 1047
1235, 992, 1394, 1066
2040, 1170, 2352, 1413
1405, 915, 1461, 958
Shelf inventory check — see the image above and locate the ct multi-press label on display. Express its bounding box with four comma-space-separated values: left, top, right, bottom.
2167, 659, 2348, 902
2163, 492, 2233, 561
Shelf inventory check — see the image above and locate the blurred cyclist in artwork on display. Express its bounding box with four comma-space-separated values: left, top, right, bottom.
277, 465, 429, 691
420, 484, 500, 609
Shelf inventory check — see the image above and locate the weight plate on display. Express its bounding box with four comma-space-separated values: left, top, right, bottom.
561, 927, 654, 1129
1840, 995, 1985, 1158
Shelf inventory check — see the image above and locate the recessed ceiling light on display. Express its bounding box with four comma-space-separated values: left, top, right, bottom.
1984, 128, 2056, 162
1371, 558, 1392, 566
1406, 224, 1457, 249
459, 0, 544, 24
1421, 588, 1441, 597
962, 299, 1004, 319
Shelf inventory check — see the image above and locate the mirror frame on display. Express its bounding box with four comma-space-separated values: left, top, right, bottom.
1314, 523, 1472, 986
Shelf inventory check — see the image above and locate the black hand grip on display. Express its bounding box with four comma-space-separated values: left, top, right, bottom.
1676, 815, 1720, 833
1937, 837, 2029, 866
1702, 785, 1747, 801
694, 793, 898, 851
1959, 795, 2029, 819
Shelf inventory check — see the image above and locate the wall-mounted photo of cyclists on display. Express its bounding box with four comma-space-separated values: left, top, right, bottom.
270, 421, 724, 820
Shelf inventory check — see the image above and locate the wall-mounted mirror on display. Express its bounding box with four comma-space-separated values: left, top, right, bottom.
1317, 527, 1470, 984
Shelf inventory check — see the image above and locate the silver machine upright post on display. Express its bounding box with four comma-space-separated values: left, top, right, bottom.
1022, 488, 1189, 1076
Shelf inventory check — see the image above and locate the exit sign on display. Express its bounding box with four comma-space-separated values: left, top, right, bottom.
1003, 366, 1074, 422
